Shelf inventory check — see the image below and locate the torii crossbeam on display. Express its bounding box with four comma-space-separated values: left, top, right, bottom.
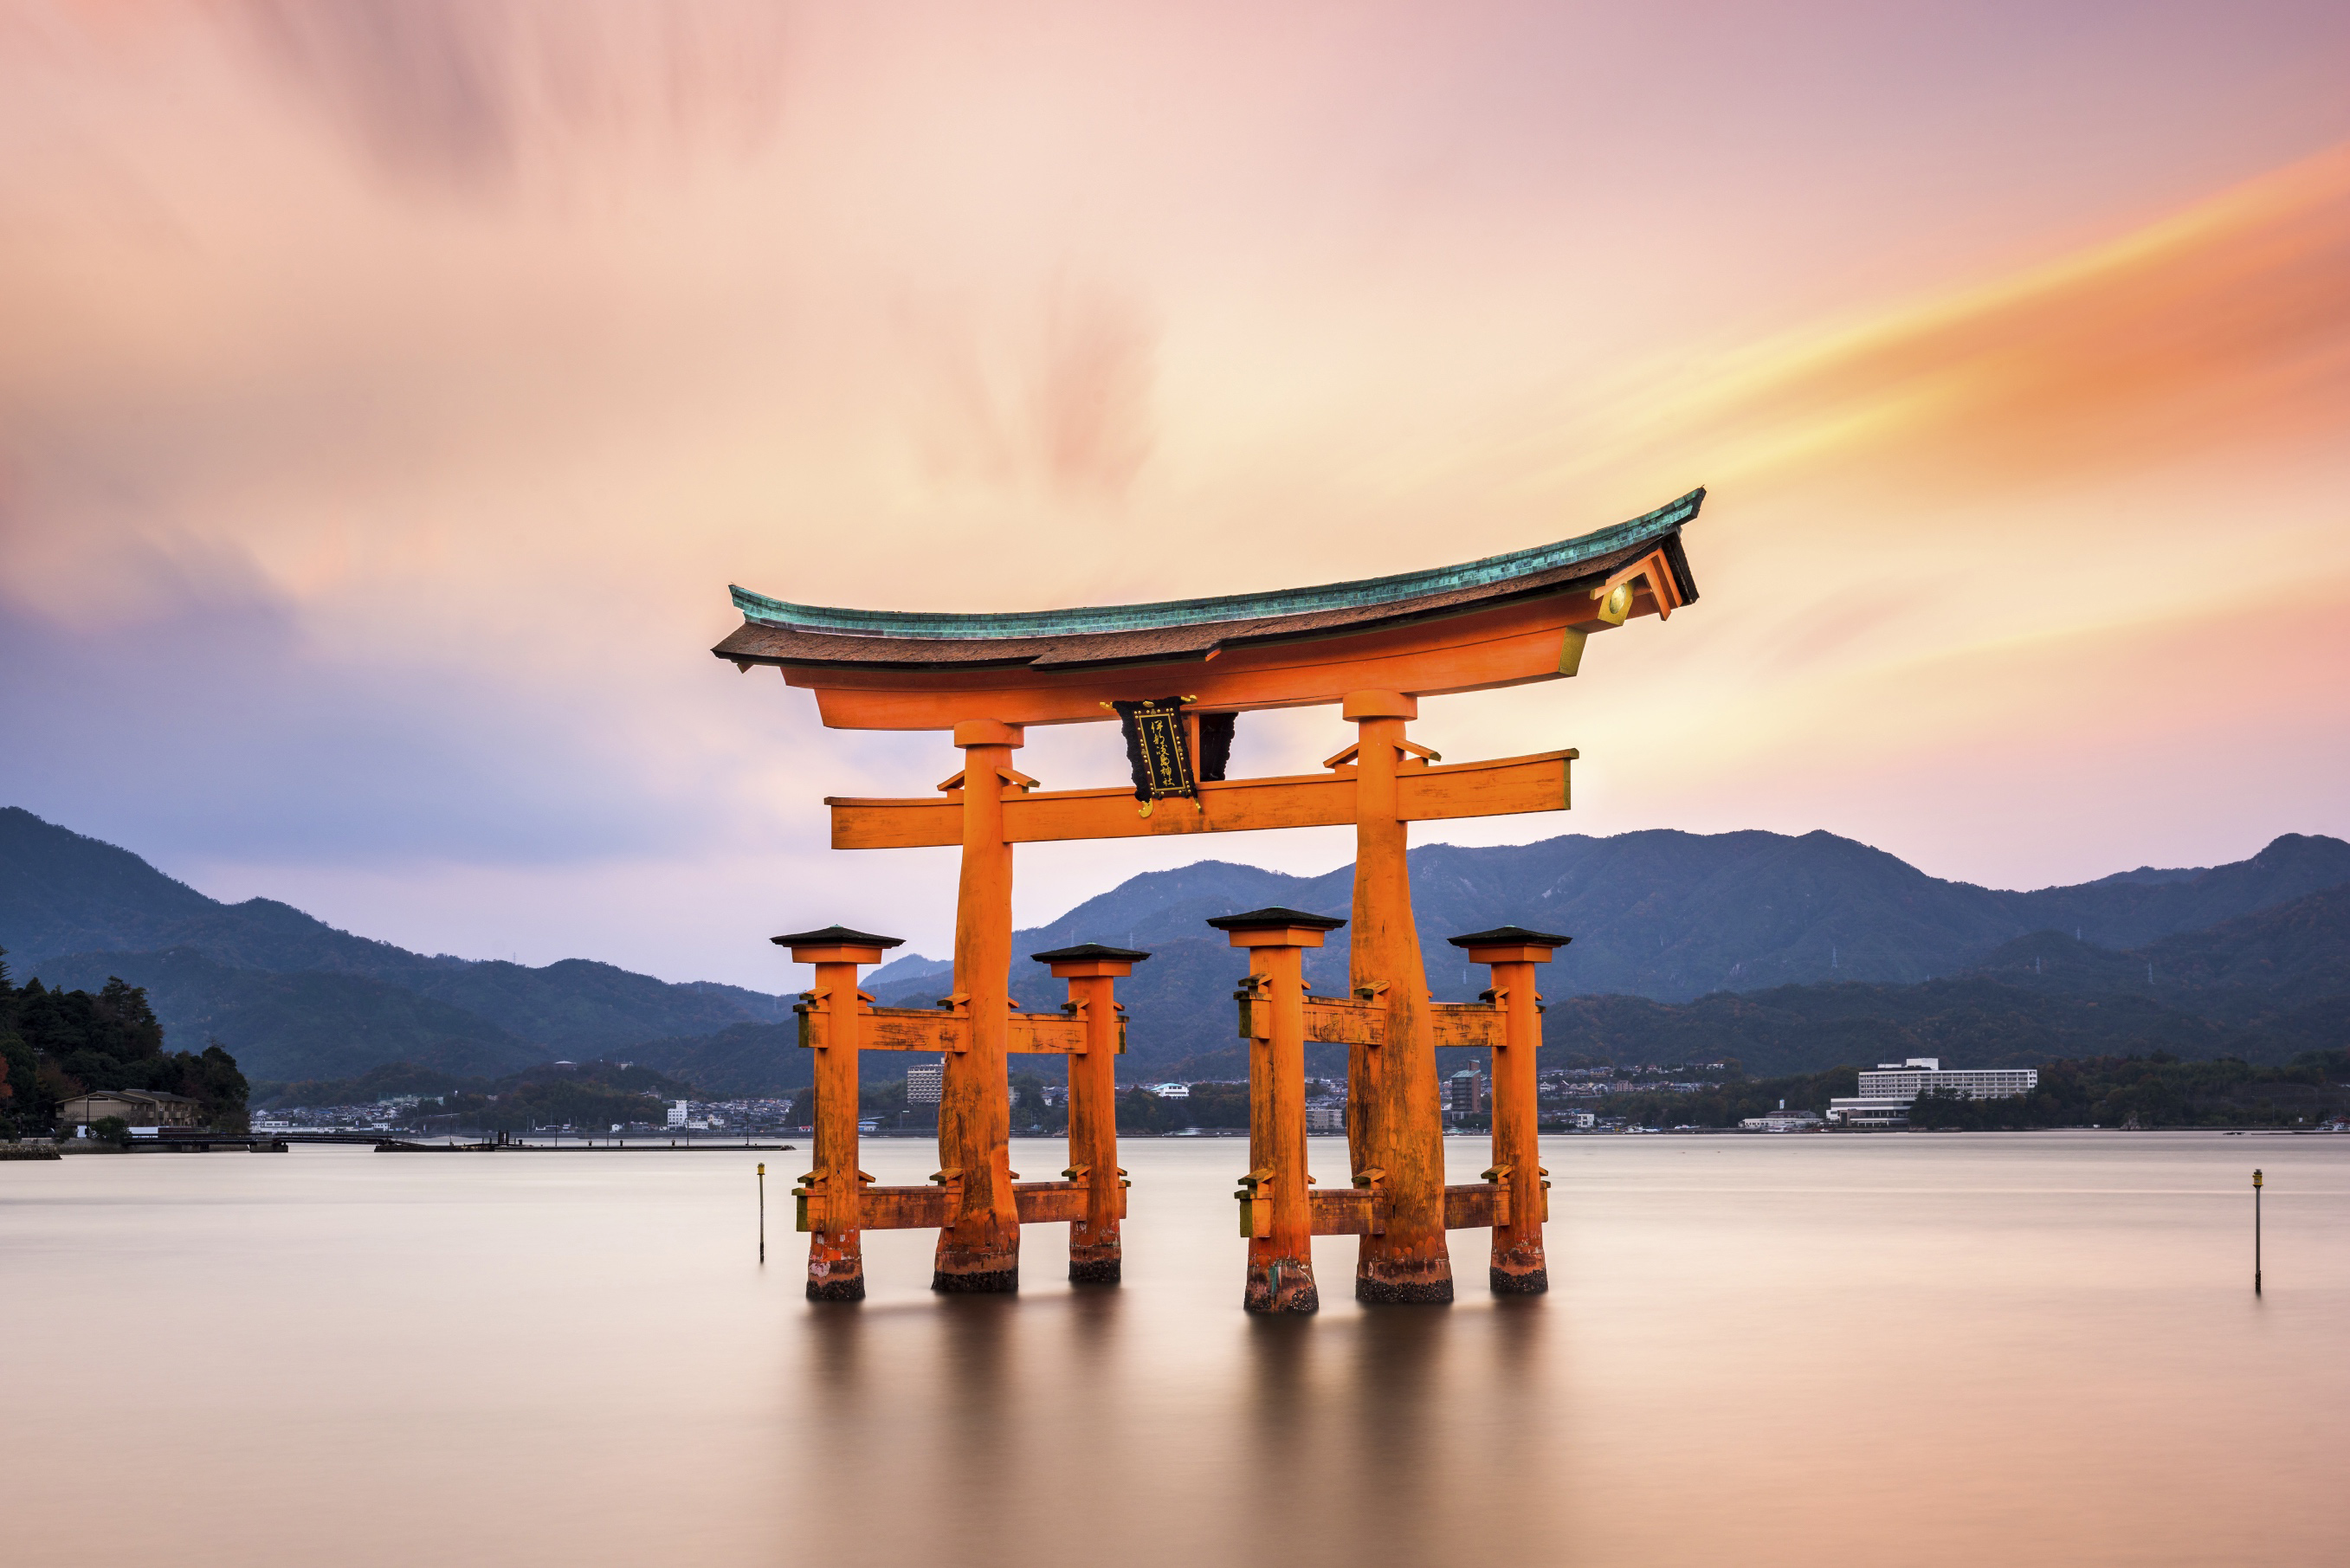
718, 487, 1704, 1306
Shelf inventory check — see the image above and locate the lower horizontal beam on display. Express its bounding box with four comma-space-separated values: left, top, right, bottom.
797, 1005, 1091, 1054
1442, 1183, 1510, 1229
1310, 1184, 1512, 1233
798, 1184, 956, 1231
1430, 1003, 1505, 1050
810, 1180, 1503, 1235
1255, 996, 1507, 1049
1308, 1188, 1385, 1236
1012, 1181, 1096, 1224
800, 1181, 1116, 1232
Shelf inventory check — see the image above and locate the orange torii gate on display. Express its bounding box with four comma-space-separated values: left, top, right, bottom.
719, 488, 1704, 1307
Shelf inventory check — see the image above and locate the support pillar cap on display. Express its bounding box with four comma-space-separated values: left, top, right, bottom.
1448, 925, 1572, 964
1207, 907, 1346, 949
773, 924, 904, 965
1030, 942, 1152, 978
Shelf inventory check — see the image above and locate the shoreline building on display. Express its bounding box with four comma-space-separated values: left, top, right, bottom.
1827, 1058, 2039, 1129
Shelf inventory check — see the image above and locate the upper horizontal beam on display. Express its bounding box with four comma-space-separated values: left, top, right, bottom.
826, 750, 1575, 850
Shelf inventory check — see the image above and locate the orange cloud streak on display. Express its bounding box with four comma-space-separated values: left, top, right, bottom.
1682, 142, 2350, 494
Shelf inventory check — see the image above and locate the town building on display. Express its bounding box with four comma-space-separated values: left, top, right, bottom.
1143, 1082, 1191, 1099
1306, 1102, 1345, 1133
1826, 1058, 2040, 1128
1445, 1067, 1486, 1120
665, 1100, 690, 1128
58, 1089, 202, 1128
905, 1061, 944, 1106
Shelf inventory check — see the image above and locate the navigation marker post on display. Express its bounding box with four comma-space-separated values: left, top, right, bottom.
2253, 1167, 2263, 1295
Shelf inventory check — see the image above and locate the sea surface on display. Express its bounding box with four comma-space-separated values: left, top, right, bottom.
6, 1132, 2343, 1566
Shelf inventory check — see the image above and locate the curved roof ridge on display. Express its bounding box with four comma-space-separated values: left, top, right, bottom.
731, 487, 1702, 642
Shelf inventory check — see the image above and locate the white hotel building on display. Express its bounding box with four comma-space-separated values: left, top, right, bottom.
1826, 1058, 2038, 1129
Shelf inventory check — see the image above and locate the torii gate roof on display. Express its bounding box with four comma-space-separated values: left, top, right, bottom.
718, 489, 1700, 669
716, 487, 1702, 728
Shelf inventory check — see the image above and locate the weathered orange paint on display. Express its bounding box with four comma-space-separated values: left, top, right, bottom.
1441, 1183, 1508, 1229
933, 733, 1022, 1294
1344, 692, 1453, 1305
1307, 1187, 1385, 1236
845, 1184, 955, 1229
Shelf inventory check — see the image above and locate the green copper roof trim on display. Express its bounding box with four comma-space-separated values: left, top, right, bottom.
730, 487, 1703, 641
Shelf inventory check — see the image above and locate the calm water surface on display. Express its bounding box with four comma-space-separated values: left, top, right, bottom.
6, 1132, 2344, 1566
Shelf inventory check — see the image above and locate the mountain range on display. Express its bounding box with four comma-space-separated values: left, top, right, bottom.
0, 807, 788, 1081
4, 804, 2345, 1093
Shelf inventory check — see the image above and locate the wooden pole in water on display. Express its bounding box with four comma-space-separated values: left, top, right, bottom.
934, 719, 1023, 1294
1035, 945, 1149, 1284
1452, 927, 1571, 1294
774, 926, 901, 1302
758, 1162, 766, 1264
1342, 690, 1452, 1304
1217, 913, 1334, 1313
2253, 1167, 2263, 1295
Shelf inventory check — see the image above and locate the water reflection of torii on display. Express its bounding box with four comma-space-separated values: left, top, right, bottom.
716, 487, 1705, 1310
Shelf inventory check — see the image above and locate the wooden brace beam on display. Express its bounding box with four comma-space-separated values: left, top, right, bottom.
797, 1002, 1101, 1055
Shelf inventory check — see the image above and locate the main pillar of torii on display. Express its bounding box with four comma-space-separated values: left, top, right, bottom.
714, 489, 1705, 1297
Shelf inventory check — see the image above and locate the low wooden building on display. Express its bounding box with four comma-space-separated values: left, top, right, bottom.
59, 1089, 203, 1128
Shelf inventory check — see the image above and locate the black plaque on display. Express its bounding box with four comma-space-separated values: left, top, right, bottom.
1113, 698, 1198, 803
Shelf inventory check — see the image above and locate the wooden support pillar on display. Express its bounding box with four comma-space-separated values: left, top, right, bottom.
1450, 926, 1570, 1294
934, 719, 1025, 1294
1210, 907, 1344, 1313
1031, 944, 1150, 1284
773, 925, 903, 1301
1340, 689, 1453, 1304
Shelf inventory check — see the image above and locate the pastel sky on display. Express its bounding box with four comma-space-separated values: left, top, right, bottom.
3, 1, 2347, 990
